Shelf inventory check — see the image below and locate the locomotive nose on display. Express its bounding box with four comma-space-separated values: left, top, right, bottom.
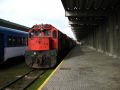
28, 37, 50, 50
38, 40, 40, 44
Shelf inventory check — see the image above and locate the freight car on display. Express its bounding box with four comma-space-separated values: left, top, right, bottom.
0, 26, 28, 64
25, 24, 76, 68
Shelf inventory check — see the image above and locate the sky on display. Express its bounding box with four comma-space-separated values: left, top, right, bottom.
0, 0, 76, 40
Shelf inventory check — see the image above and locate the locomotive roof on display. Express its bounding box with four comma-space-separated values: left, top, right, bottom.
0, 26, 28, 35
30, 24, 70, 38
31, 24, 57, 31
0, 18, 29, 31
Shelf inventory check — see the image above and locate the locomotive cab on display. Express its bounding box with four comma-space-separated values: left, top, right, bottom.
28, 30, 50, 50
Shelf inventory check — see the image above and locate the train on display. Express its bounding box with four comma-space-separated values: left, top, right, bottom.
0, 26, 28, 64
25, 24, 76, 68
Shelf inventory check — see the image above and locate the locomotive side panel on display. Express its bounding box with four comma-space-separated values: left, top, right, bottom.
58, 30, 76, 61
58, 31, 69, 60
51, 30, 58, 49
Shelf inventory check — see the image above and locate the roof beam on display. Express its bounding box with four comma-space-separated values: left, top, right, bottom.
85, 0, 94, 9
71, 26, 91, 30
65, 9, 110, 17
75, 0, 82, 10
61, 0, 67, 10
94, 0, 103, 9
69, 20, 104, 25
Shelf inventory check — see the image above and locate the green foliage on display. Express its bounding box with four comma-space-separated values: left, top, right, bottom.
27, 70, 53, 90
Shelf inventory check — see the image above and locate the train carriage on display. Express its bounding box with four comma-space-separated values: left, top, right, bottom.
0, 26, 28, 64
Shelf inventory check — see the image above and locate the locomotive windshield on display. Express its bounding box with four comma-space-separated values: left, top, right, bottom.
34, 31, 42, 36
29, 29, 51, 38
29, 31, 42, 38
44, 30, 50, 36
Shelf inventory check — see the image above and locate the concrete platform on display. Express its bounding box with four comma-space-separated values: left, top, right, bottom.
42, 45, 120, 90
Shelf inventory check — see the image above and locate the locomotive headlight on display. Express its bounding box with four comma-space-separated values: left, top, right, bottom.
34, 52, 36, 55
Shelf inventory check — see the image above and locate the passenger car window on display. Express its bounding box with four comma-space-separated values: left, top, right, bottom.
7, 36, 12, 46
13, 37, 17, 46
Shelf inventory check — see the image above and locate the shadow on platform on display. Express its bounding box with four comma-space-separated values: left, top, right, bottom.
65, 45, 85, 60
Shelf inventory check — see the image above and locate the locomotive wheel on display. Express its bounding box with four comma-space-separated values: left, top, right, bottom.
32, 55, 43, 68
41, 55, 51, 68
36, 55, 43, 66
51, 56, 57, 68
41, 55, 57, 68
25, 54, 57, 69
25, 56, 34, 68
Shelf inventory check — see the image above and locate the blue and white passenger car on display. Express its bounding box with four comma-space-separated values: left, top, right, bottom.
0, 26, 28, 64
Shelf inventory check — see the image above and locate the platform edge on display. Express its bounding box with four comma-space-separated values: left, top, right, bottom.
37, 60, 64, 90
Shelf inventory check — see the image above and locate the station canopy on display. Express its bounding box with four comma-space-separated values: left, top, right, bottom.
61, 0, 120, 41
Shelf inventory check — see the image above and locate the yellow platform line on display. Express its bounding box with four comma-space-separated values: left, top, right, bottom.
37, 60, 64, 90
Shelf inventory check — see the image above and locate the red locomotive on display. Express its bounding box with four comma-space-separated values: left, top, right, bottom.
25, 24, 76, 68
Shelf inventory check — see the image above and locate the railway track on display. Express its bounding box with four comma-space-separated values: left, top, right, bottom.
0, 69, 46, 90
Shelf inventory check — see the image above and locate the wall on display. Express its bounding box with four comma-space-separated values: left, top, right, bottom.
85, 10, 120, 58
